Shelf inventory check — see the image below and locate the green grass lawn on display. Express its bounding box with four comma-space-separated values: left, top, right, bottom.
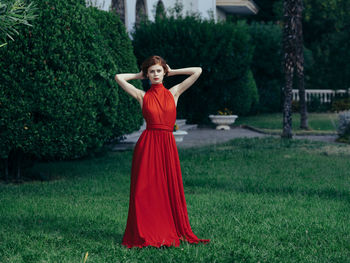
234, 113, 339, 134
1, 137, 350, 262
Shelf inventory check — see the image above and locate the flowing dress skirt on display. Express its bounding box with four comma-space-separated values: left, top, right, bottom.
121, 129, 210, 248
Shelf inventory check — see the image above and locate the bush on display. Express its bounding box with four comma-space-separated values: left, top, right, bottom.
304, 2, 350, 91
236, 70, 259, 115
331, 95, 350, 112
306, 95, 332, 112
249, 22, 283, 113
0, 0, 142, 180
308, 95, 322, 112
292, 100, 300, 113
88, 7, 143, 138
337, 111, 350, 143
132, 12, 257, 124
292, 97, 332, 113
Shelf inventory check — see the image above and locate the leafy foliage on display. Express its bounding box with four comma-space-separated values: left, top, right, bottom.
249, 22, 283, 113
133, 13, 257, 123
303, 0, 350, 91
310, 29, 350, 91
337, 110, 350, 143
0, 0, 37, 47
235, 0, 350, 95
246, 0, 350, 92
331, 95, 350, 112
0, 0, 142, 180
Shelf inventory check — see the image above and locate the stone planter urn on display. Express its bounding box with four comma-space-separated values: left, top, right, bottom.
209, 115, 238, 130
173, 130, 188, 142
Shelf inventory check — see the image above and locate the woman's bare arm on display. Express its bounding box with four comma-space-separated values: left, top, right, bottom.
114, 71, 145, 105
168, 66, 202, 99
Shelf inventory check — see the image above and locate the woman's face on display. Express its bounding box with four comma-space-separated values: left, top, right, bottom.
147, 64, 165, 84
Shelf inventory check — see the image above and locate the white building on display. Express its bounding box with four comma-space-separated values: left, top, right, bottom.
88, 0, 258, 33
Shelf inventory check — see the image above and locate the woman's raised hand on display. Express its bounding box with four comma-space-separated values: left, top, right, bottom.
114, 70, 146, 105
138, 70, 145, 80
166, 64, 172, 76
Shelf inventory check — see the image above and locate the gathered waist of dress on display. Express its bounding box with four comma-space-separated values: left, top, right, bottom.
146, 123, 173, 132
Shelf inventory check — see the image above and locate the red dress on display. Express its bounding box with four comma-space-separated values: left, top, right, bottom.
121, 83, 210, 248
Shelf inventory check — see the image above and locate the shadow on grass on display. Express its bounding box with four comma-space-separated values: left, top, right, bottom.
182, 137, 350, 202
0, 213, 125, 246
232, 184, 350, 202
185, 179, 350, 202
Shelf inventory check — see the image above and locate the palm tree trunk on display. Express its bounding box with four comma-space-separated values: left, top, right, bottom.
282, 63, 294, 138
296, 0, 308, 129
282, 0, 297, 138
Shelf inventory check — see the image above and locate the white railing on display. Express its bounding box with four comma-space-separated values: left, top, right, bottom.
292, 89, 350, 103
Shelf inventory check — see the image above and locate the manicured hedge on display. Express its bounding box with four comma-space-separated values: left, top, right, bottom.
132, 15, 258, 124
0, 0, 142, 179
249, 22, 283, 113
313, 31, 350, 91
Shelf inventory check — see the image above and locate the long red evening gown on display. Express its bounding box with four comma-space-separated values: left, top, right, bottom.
121, 83, 210, 248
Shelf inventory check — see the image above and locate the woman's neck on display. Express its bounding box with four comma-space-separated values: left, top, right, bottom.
151, 83, 164, 87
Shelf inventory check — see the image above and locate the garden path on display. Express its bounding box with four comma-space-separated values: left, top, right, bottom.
110, 125, 339, 151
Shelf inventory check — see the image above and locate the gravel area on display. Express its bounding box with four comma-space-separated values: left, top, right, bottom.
176, 127, 267, 148
110, 126, 341, 151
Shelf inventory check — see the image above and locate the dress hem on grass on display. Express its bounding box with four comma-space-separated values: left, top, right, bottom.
122, 235, 210, 249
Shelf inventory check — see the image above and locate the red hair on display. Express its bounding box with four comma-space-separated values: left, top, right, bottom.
141, 55, 168, 78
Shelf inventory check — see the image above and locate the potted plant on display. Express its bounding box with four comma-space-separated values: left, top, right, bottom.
209, 108, 238, 130
173, 123, 188, 142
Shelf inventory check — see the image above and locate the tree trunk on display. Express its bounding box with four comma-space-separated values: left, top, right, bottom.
296, 0, 308, 129
282, 0, 298, 139
282, 62, 294, 138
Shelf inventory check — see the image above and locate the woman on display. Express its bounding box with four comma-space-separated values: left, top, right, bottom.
115, 55, 210, 248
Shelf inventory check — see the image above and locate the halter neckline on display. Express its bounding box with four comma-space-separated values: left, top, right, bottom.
150, 83, 164, 89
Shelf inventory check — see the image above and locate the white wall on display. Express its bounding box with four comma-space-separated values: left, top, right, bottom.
86, 0, 111, 11
182, 0, 197, 15
197, 0, 216, 20
126, 0, 136, 34
89, 0, 218, 32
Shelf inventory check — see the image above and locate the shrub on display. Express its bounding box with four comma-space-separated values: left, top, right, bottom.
292, 97, 332, 113
307, 95, 332, 112
248, 21, 315, 113
292, 100, 300, 113
337, 111, 350, 143
331, 96, 350, 112
88, 7, 143, 137
132, 12, 257, 124
0, 0, 142, 181
307, 9, 350, 93
308, 95, 322, 112
249, 22, 283, 113
237, 70, 259, 115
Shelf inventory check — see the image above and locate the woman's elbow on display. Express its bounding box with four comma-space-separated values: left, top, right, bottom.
114, 74, 119, 82
196, 67, 202, 75
115, 74, 124, 84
